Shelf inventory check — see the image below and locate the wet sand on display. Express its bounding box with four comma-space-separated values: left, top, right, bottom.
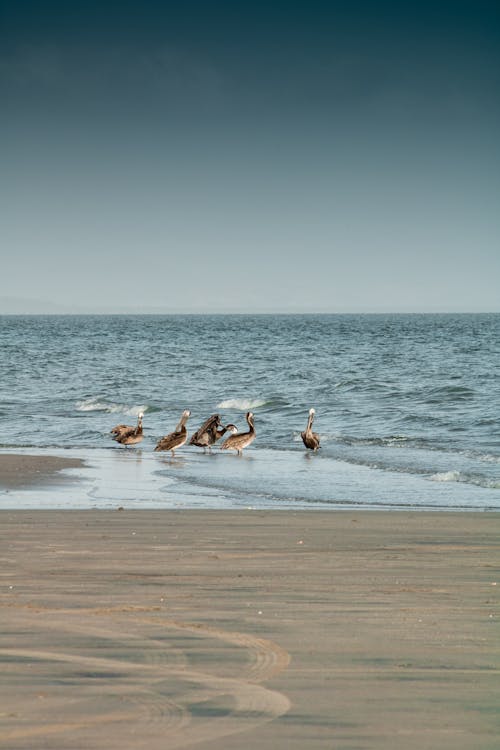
0, 455, 83, 489
1, 509, 499, 749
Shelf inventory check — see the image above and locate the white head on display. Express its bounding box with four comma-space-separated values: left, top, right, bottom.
138, 411, 144, 420
226, 424, 238, 435
309, 408, 316, 416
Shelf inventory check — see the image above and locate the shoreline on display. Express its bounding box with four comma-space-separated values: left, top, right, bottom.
1, 509, 499, 748
1, 449, 499, 512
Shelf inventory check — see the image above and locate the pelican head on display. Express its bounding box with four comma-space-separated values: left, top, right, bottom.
309, 408, 315, 416
138, 411, 144, 420
180, 409, 191, 427
225, 424, 238, 435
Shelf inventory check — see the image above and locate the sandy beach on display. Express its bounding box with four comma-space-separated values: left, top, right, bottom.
1, 499, 499, 749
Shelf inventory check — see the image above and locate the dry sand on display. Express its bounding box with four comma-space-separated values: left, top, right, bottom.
1, 508, 499, 749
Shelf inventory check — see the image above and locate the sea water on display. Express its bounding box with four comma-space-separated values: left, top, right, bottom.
0, 314, 499, 509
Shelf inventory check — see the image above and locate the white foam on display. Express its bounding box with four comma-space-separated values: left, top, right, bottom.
217, 398, 267, 410
76, 399, 146, 416
476, 453, 500, 465
429, 470, 500, 490
429, 470, 461, 483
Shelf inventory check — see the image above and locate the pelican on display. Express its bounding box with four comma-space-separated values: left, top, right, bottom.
220, 412, 256, 455
111, 412, 144, 446
189, 414, 237, 452
301, 408, 320, 451
154, 409, 191, 455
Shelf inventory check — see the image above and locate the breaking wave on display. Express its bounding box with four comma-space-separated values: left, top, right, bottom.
429, 470, 500, 490
217, 398, 268, 410
429, 470, 462, 483
76, 398, 147, 416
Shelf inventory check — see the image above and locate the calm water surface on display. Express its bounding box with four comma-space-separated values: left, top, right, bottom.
1, 314, 499, 509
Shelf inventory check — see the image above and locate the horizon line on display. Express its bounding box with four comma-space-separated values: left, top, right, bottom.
1, 310, 499, 317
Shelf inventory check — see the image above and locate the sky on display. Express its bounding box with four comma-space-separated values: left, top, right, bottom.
1, 0, 499, 313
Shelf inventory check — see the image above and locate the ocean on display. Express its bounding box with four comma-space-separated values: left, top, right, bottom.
1, 314, 499, 510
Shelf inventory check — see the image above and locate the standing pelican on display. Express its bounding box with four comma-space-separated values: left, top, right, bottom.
111, 412, 144, 446
301, 408, 320, 451
154, 410, 191, 456
220, 412, 256, 455
189, 414, 237, 452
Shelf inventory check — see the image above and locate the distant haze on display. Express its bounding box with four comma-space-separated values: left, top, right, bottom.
1, 1, 499, 313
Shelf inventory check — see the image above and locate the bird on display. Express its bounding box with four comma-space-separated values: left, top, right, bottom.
301, 408, 320, 451
189, 414, 221, 451
220, 412, 256, 455
111, 412, 144, 446
189, 414, 237, 452
154, 410, 191, 455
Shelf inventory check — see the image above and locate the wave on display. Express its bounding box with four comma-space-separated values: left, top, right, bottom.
217, 398, 269, 410
429, 470, 462, 483
429, 470, 500, 490
463, 451, 500, 465
318, 433, 412, 447
424, 385, 476, 404
286, 438, 500, 492
75, 398, 148, 416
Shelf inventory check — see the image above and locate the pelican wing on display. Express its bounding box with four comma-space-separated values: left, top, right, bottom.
301, 430, 320, 450
111, 424, 129, 436
189, 431, 211, 447
220, 434, 235, 450
189, 414, 220, 446
221, 432, 255, 452
155, 429, 185, 452
113, 425, 137, 442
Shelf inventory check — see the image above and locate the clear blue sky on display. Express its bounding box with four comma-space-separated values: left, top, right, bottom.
1, 0, 499, 312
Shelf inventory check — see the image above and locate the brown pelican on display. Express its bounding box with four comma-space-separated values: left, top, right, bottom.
111, 412, 144, 446
220, 412, 256, 455
154, 410, 191, 456
301, 408, 320, 451
189, 414, 237, 452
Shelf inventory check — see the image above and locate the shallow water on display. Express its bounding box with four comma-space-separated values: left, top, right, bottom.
1, 314, 499, 509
